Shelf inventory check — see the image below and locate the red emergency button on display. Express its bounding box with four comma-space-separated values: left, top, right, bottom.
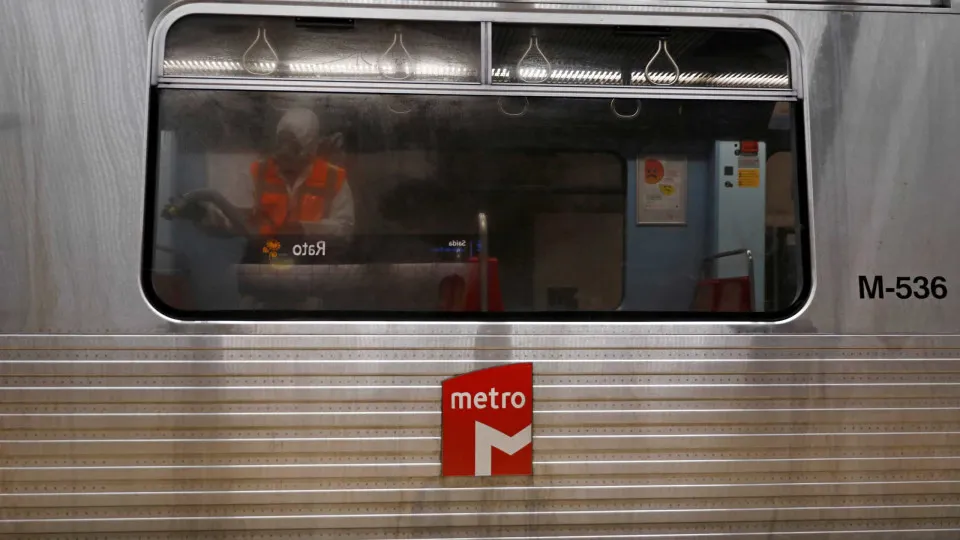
740, 140, 759, 154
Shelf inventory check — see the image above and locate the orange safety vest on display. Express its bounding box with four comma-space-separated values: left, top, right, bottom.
251, 158, 346, 236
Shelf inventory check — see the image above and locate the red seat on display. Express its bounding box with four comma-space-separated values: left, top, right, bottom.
693, 276, 752, 312
463, 257, 504, 312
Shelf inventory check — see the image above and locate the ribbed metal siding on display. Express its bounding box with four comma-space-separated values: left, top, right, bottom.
3, 350, 960, 538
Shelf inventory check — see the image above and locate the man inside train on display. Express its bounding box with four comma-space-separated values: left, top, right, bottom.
183, 107, 355, 242
161, 107, 355, 308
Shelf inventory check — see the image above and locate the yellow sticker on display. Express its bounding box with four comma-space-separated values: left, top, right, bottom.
659, 184, 675, 196
738, 168, 760, 187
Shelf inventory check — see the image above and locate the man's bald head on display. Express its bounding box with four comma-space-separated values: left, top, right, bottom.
274, 108, 320, 180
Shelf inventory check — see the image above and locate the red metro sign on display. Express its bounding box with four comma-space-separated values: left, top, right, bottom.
441, 363, 534, 477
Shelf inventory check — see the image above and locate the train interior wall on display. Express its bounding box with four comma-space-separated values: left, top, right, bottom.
157, 145, 733, 312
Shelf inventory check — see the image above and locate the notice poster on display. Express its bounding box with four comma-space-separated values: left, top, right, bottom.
637, 156, 687, 225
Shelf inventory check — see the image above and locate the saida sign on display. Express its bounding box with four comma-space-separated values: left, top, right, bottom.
441, 363, 533, 477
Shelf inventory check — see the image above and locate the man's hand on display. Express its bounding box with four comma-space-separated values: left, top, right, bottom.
163, 191, 252, 238
192, 201, 242, 238
198, 202, 230, 228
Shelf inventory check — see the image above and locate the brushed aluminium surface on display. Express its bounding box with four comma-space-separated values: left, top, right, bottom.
4, 350, 960, 537
2, 1, 960, 334
2, 0, 960, 538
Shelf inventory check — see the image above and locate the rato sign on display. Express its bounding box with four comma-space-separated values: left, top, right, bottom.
441, 363, 533, 477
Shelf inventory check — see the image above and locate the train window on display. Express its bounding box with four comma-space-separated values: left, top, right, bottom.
146, 15, 807, 321
163, 15, 481, 83
491, 24, 790, 89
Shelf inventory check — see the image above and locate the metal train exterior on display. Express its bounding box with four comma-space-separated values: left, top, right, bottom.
4, 0, 960, 538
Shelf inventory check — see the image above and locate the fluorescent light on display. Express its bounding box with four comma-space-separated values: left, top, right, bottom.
493, 67, 789, 88
164, 59, 276, 75
164, 59, 475, 79
163, 59, 788, 88
288, 61, 379, 76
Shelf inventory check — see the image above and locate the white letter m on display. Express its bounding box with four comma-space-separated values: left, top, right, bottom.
474, 421, 532, 476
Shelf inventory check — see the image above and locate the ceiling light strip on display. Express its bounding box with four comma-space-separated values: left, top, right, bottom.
163, 60, 790, 89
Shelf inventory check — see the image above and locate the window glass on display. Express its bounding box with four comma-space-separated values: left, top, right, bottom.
163, 16, 481, 83
146, 89, 805, 318
491, 24, 790, 88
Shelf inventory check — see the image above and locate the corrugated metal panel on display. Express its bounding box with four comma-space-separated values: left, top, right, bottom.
3, 351, 960, 538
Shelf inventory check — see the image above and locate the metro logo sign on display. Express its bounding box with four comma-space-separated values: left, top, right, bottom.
441, 363, 533, 477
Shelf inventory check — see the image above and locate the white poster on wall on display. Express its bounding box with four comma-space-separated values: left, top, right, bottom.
637, 156, 687, 225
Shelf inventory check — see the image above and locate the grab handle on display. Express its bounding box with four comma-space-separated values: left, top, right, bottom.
644, 37, 680, 86
242, 26, 279, 76
516, 30, 552, 83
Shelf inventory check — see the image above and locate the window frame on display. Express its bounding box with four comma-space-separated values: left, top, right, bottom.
143, 3, 812, 323
149, 4, 803, 98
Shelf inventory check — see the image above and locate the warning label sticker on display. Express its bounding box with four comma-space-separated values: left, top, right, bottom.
738, 168, 760, 188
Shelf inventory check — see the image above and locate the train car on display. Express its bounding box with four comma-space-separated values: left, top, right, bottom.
2, 0, 960, 537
